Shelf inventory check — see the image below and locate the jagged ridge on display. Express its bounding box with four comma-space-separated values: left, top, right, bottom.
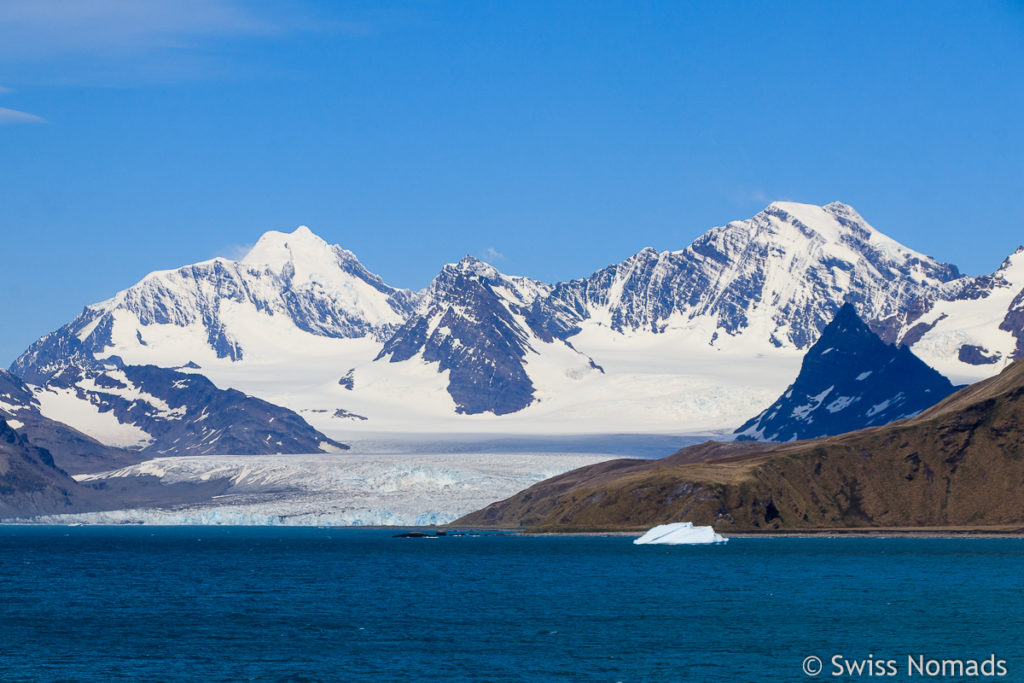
9, 203, 1024, 424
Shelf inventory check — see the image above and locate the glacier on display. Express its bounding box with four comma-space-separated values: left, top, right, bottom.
26, 450, 617, 526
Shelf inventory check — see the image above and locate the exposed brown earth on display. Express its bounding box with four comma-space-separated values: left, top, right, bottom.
457, 361, 1024, 533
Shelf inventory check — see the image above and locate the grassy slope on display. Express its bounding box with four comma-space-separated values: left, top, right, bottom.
458, 362, 1024, 532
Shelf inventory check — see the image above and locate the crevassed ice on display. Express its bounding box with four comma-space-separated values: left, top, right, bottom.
38, 452, 614, 527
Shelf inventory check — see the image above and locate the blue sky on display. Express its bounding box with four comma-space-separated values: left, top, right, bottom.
2, 0, 1022, 366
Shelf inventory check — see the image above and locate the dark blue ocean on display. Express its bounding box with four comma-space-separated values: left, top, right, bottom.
1, 528, 1022, 682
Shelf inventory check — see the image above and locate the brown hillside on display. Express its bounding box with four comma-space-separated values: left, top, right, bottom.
0, 419, 87, 517
457, 361, 1024, 532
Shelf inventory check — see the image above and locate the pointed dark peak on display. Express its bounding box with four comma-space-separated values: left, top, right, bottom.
818, 303, 876, 341
804, 303, 886, 367
611, 247, 661, 276
831, 302, 865, 327
736, 303, 957, 442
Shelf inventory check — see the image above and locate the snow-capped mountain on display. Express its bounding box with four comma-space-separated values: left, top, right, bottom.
13, 226, 418, 385
735, 304, 958, 441
33, 358, 347, 456
539, 202, 1022, 383
0, 369, 137, 473
377, 256, 601, 415
545, 202, 961, 347
892, 247, 1024, 380
9, 203, 1023, 439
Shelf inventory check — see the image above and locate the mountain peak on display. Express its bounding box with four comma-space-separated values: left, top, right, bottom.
765, 199, 816, 211
823, 200, 856, 213
758, 201, 936, 270
763, 201, 854, 239
241, 225, 337, 270
830, 302, 864, 329
448, 255, 501, 279
997, 246, 1024, 271
735, 304, 956, 441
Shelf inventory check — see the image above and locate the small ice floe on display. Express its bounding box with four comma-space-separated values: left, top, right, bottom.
633, 522, 728, 545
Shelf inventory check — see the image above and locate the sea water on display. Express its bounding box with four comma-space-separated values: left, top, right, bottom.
1, 527, 1022, 681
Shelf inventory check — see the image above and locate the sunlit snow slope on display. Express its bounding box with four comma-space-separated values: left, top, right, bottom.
10, 203, 1022, 440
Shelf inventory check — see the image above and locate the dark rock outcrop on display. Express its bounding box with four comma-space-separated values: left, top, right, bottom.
378, 257, 589, 414
37, 361, 349, 456
735, 304, 958, 441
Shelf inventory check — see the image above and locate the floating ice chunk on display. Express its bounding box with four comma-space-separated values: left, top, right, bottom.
633, 522, 728, 545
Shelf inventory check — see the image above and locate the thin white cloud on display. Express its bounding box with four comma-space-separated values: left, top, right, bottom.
0, 85, 12, 94
725, 187, 773, 206
481, 247, 507, 262
0, 1, 374, 85
0, 107, 46, 124
0, 1, 370, 59
0, 0, 272, 59
215, 242, 255, 261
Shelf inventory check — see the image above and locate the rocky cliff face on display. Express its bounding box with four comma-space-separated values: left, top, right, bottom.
735, 304, 958, 441
377, 256, 599, 414
545, 202, 963, 347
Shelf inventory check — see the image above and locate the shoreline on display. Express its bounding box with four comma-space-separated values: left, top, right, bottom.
475, 524, 1024, 540
487, 525, 1024, 538
3, 523, 1024, 538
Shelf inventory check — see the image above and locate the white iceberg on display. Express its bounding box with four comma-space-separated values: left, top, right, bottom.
633, 522, 728, 545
